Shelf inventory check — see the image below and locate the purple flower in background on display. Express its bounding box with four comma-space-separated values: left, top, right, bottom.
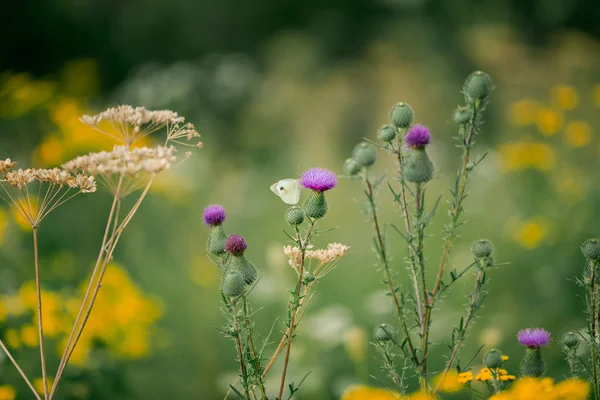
405, 124, 431, 148
225, 234, 247, 255
518, 328, 551, 348
300, 168, 337, 192
203, 204, 226, 227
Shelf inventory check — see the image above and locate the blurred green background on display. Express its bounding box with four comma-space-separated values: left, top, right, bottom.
1, 0, 600, 398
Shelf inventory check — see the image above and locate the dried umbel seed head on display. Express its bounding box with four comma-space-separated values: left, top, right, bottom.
221, 271, 246, 297
581, 239, 600, 261
285, 206, 304, 226
203, 204, 226, 227
352, 143, 377, 168
389, 103, 414, 129
343, 158, 361, 176
225, 234, 247, 255
0, 158, 17, 174
377, 124, 397, 143
373, 323, 396, 342
464, 71, 493, 100
562, 332, 580, 349
484, 349, 504, 369
472, 239, 493, 258
453, 106, 472, 124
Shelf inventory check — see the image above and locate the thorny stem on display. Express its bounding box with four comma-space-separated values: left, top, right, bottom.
32, 227, 49, 400
433, 263, 486, 394
277, 220, 316, 400
414, 183, 429, 391
243, 297, 268, 399
381, 345, 404, 393
364, 174, 418, 367
0, 339, 42, 400
589, 261, 600, 400
232, 299, 252, 400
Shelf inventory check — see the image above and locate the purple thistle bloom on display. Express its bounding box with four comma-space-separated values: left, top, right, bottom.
300, 168, 337, 192
225, 234, 247, 255
405, 124, 431, 148
203, 204, 226, 227
518, 328, 551, 347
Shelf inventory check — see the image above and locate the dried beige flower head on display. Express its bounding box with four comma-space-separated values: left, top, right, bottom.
80, 105, 201, 147
283, 243, 350, 278
0, 158, 16, 173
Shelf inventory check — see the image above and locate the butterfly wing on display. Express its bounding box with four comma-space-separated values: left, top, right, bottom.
270, 179, 301, 205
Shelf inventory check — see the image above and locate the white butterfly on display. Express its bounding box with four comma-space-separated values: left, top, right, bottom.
270, 179, 301, 205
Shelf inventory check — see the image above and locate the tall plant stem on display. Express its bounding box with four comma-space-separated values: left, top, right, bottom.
0, 339, 42, 400
364, 174, 418, 367
277, 220, 316, 400
590, 262, 600, 400
32, 226, 49, 400
243, 297, 268, 399
414, 183, 429, 391
232, 299, 252, 400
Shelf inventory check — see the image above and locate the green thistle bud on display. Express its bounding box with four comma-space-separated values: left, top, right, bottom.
221, 271, 245, 297
343, 158, 361, 176
484, 349, 504, 369
377, 125, 397, 142
472, 239, 493, 258
207, 225, 227, 256
352, 143, 377, 168
581, 238, 600, 261
453, 106, 472, 124
520, 347, 545, 378
285, 206, 304, 226
562, 332, 580, 349
225, 255, 257, 285
403, 148, 434, 183
304, 190, 328, 219
373, 323, 395, 342
464, 71, 493, 100
389, 103, 414, 129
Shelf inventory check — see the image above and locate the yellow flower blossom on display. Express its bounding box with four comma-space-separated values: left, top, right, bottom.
20, 324, 38, 347
0, 385, 16, 400
457, 371, 473, 384
553, 378, 590, 399
341, 385, 400, 400
489, 377, 589, 400
33, 377, 53, 396
509, 217, 549, 249
5, 328, 21, 349
508, 98, 539, 126
432, 370, 462, 393
551, 85, 578, 111
497, 141, 555, 172
344, 326, 367, 364
475, 367, 493, 381
564, 121, 592, 148
499, 374, 516, 381
501, 355, 509, 361
536, 108, 563, 136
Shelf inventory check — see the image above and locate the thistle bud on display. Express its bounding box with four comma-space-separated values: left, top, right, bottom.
373, 323, 395, 342
562, 332, 580, 349
352, 143, 377, 168
343, 158, 361, 176
403, 149, 434, 184
464, 71, 493, 101
520, 347, 545, 378
224, 235, 257, 284
453, 106, 472, 124
581, 239, 600, 261
304, 190, 328, 219
221, 271, 245, 297
285, 206, 304, 226
377, 124, 397, 143
472, 239, 493, 258
207, 225, 227, 256
484, 349, 504, 369
389, 103, 414, 129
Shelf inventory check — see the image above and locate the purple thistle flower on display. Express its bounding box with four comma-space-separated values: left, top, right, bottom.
300, 168, 337, 192
405, 124, 431, 148
518, 328, 551, 348
225, 234, 247, 255
203, 204, 226, 227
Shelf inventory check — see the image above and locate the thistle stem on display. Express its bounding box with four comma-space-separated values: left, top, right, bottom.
232, 299, 252, 400
589, 262, 600, 400
32, 226, 49, 400
414, 183, 429, 391
242, 297, 268, 399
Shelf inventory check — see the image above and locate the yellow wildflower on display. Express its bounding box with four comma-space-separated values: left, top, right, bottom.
564, 121, 592, 148
510, 218, 549, 249
497, 369, 508, 375
403, 392, 437, 400
5, 329, 20, 349
499, 375, 516, 381
432, 370, 461, 393
536, 108, 563, 135
475, 367, 493, 381
501, 355, 509, 361
344, 326, 367, 364
508, 98, 539, 126
20, 324, 38, 347
457, 371, 473, 384
497, 141, 555, 172
33, 377, 53, 396
551, 85, 578, 110
554, 378, 590, 399
0, 385, 16, 400
341, 385, 400, 400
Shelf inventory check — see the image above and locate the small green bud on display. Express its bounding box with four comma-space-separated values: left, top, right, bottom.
343, 158, 361, 176
303, 271, 315, 283
484, 349, 504, 369
207, 225, 227, 256
472, 239, 493, 258
581, 238, 600, 261
373, 323, 395, 342
403, 148, 434, 183
304, 190, 328, 219
226, 255, 257, 285
377, 124, 397, 142
285, 206, 304, 226
389, 103, 414, 129
453, 106, 472, 124
520, 347, 545, 378
221, 271, 245, 297
352, 143, 377, 168
464, 71, 493, 100
562, 332, 580, 349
